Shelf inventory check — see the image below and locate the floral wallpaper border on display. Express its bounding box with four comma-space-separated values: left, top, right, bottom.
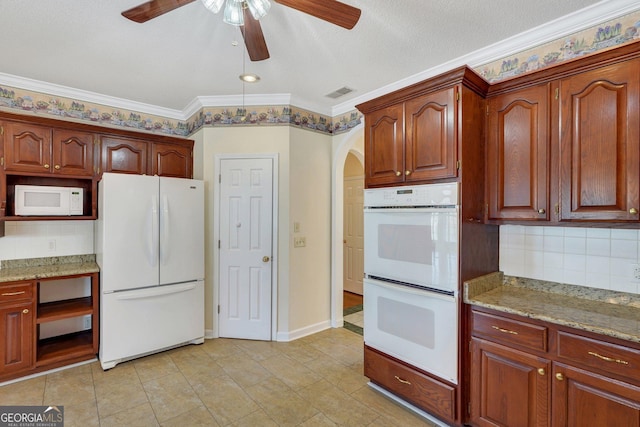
0, 9, 638, 139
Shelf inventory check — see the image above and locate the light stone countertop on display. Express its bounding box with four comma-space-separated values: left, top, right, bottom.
0, 255, 99, 283
464, 271, 640, 344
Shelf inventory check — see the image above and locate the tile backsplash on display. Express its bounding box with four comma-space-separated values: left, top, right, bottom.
500, 225, 640, 294
0, 221, 94, 262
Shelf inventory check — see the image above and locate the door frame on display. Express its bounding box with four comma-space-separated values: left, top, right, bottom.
213, 153, 279, 340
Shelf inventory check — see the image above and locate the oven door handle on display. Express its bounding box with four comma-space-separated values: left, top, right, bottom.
364, 277, 457, 301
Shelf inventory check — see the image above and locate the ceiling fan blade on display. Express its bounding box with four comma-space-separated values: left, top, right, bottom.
274, 0, 361, 29
122, 0, 196, 23
240, 8, 270, 61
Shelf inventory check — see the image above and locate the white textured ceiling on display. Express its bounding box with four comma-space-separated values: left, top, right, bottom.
0, 0, 634, 116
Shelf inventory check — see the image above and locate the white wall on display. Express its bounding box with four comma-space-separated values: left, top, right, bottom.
500, 225, 640, 294
0, 221, 94, 261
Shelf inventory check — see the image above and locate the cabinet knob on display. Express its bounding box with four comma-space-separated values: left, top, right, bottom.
54, 164, 61, 170
630, 208, 638, 214
22, 308, 29, 314
555, 372, 564, 381
538, 208, 546, 214
395, 171, 402, 177
537, 368, 545, 376
405, 170, 411, 176
44, 164, 50, 169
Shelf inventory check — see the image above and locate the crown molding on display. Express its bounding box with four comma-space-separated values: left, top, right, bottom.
0, 71, 186, 120
331, 0, 640, 116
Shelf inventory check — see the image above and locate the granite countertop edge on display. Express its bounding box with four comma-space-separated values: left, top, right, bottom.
0, 254, 99, 283
464, 272, 640, 344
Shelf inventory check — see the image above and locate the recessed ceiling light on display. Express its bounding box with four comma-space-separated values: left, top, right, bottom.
239, 73, 260, 83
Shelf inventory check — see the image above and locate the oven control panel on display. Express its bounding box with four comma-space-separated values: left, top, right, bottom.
364, 183, 458, 208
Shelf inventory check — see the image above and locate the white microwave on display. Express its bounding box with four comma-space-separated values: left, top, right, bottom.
15, 185, 84, 216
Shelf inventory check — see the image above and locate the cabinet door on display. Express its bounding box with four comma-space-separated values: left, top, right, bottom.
559, 59, 640, 221
471, 338, 550, 427
405, 87, 457, 182
151, 142, 192, 178
0, 301, 34, 375
2, 121, 52, 173
486, 84, 550, 221
364, 104, 404, 187
100, 136, 148, 175
552, 363, 640, 427
52, 129, 95, 176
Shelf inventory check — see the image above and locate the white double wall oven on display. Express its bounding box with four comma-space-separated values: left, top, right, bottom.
363, 183, 460, 384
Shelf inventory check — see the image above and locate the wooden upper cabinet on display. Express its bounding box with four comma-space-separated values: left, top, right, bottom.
2, 122, 94, 176
405, 88, 457, 182
100, 136, 148, 175
559, 59, 640, 222
52, 129, 95, 176
2, 122, 52, 174
151, 142, 192, 178
486, 83, 550, 221
364, 104, 404, 186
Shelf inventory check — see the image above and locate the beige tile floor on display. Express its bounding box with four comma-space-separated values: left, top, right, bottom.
0, 328, 436, 426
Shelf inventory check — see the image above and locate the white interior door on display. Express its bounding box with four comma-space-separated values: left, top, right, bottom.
343, 176, 364, 295
219, 158, 273, 340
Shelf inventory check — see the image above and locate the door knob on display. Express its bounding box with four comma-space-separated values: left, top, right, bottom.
54, 164, 61, 170
22, 309, 29, 314
537, 368, 545, 376
44, 164, 50, 169
630, 208, 638, 214
555, 373, 564, 381
538, 208, 546, 214
395, 171, 401, 177
262, 256, 270, 262
405, 170, 411, 176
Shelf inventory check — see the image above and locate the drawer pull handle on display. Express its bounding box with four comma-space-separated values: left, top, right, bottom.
588, 351, 629, 365
2, 291, 26, 296
491, 325, 518, 335
394, 375, 411, 385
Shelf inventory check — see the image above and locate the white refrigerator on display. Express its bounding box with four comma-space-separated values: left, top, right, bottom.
95, 173, 205, 370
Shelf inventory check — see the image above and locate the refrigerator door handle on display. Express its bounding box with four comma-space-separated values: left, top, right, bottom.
114, 282, 197, 300
149, 194, 159, 267
160, 194, 170, 265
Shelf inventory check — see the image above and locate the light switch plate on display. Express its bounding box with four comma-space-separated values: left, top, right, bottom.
294, 236, 306, 247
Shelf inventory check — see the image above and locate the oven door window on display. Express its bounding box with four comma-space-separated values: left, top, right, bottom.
364, 209, 458, 291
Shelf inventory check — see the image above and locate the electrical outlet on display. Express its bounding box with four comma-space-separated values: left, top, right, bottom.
633, 264, 640, 281
83, 316, 91, 330
294, 222, 301, 233
48, 239, 56, 252
294, 236, 306, 247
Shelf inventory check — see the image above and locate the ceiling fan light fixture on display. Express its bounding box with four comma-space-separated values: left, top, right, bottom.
201, 0, 225, 14
223, 0, 244, 26
246, 0, 271, 20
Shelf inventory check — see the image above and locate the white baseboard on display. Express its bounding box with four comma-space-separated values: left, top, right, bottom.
275, 320, 331, 342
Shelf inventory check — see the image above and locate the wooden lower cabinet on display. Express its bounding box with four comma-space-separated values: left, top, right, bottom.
0, 273, 98, 382
469, 308, 640, 427
0, 281, 35, 377
470, 338, 550, 427
552, 363, 640, 427
364, 345, 456, 424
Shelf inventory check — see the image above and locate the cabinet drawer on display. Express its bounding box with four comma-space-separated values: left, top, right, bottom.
364, 345, 455, 422
0, 282, 34, 304
557, 331, 640, 382
472, 310, 548, 352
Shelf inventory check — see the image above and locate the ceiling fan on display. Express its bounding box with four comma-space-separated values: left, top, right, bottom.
122, 0, 361, 61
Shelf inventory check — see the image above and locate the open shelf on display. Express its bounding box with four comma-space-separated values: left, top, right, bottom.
37, 296, 93, 323
36, 330, 94, 367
